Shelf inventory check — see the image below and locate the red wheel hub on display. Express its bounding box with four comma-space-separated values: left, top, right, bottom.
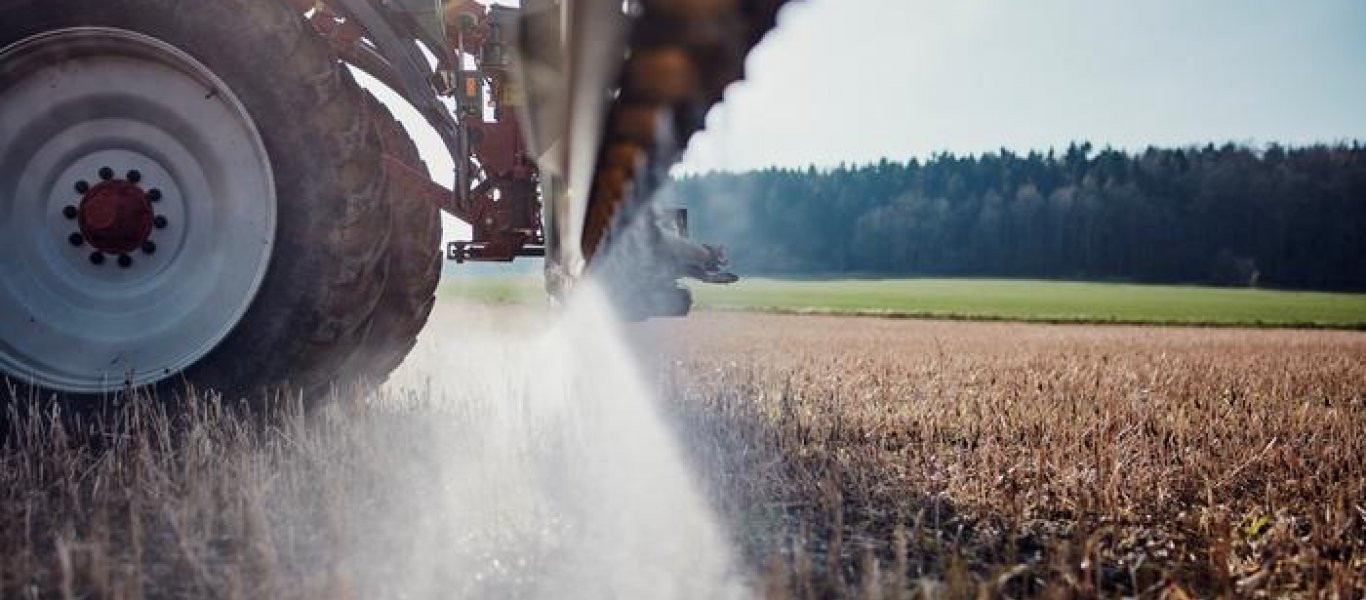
77, 180, 153, 254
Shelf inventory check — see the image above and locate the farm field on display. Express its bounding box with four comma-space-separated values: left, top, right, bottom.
640, 312, 1366, 597
690, 278, 1366, 329
439, 276, 1366, 329
440, 273, 546, 305
3, 303, 1362, 598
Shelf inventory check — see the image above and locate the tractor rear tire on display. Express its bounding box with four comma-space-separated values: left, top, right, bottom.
346, 96, 443, 384
0, 0, 391, 405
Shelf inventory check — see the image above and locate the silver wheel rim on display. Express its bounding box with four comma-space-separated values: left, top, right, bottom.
0, 28, 276, 393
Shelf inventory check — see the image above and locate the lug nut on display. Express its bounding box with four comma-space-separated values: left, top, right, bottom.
154, 215, 168, 229
147, 189, 162, 202
98, 167, 114, 181
63, 205, 78, 219
117, 254, 133, 268
141, 240, 157, 254
127, 170, 142, 183
68, 233, 84, 247
75, 180, 90, 194
89, 252, 105, 265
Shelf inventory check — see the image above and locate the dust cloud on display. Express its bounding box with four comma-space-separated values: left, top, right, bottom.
329, 283, 747, 599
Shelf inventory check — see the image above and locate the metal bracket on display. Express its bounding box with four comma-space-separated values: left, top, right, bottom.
447, 241, 546, 263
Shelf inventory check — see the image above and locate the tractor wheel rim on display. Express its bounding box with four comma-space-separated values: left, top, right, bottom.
0, 28, 276, 393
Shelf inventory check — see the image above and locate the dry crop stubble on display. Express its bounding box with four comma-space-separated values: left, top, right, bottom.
2, 296, 748, 600
2, 306, 1364, 598
641, 312, 1366, 598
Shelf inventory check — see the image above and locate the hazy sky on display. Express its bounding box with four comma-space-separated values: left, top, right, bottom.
679, 0, 1366, 171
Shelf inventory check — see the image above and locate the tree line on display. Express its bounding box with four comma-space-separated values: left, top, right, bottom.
662, 142, 1366, 291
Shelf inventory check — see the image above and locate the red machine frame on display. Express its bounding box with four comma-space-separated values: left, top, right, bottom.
285, 0, 545, 263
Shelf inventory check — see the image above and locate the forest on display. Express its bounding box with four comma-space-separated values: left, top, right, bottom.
662, 143, 1366, 291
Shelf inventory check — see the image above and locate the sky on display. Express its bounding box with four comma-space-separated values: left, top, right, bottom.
678, 0, 1366, 171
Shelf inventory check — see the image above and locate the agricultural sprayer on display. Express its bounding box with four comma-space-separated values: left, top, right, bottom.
0, 0, 785, 401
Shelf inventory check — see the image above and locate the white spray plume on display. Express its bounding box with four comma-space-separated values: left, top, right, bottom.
333, 281, 747, 599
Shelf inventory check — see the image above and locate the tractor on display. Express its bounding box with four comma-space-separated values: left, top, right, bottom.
0, 0, 786, 402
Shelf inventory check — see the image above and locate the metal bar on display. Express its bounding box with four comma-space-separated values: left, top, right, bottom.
381, 154, 471, 222
330, 0, 466, 198
334, 42, 408, 95
447, 242, 546, 263
555, 1, 633, 279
